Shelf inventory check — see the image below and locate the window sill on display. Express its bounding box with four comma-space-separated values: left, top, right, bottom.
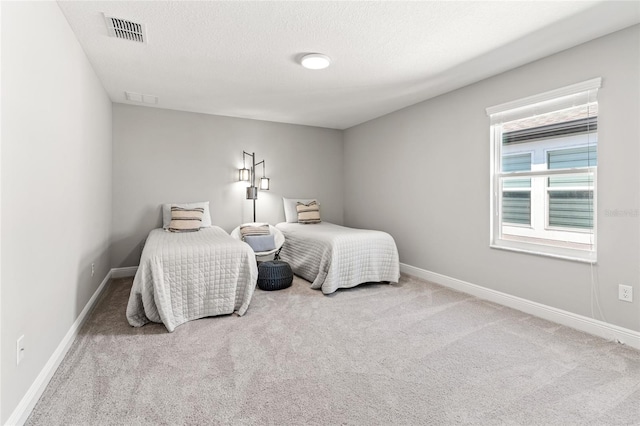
490, 242, 597, 264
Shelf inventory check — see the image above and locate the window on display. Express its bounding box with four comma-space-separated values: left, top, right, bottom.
487, 79, 600, 262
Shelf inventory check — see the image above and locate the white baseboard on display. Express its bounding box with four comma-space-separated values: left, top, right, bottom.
5, 270, 114, 426
111, 266, 138, 279
400, 263, 640, 351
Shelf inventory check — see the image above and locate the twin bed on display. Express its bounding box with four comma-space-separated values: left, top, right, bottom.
126, 199, 400, 332
276, 222, 400, 294
126, 226, 257, 332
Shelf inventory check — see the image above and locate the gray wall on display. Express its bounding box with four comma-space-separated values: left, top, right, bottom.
112, 104, 344, 268
1, 2, 113, 423
343, 25, 640, 332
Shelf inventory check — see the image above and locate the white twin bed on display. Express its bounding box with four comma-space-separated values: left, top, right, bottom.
277, 197, 400, 294
126, 226, 258, 332
126, 199, 400, 332
276, 222, 400, 294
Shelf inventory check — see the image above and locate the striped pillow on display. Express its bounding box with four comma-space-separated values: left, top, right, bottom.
296, 201, 321, 224
240, 224, 270, 239
167, 206, 204, 232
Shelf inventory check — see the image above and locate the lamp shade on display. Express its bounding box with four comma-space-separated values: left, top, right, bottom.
239, 167, 250, 181
246, 186, 258, 200
260, 177, 270, 190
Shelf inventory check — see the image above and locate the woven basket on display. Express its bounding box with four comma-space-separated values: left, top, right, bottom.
257, 260, 293, 291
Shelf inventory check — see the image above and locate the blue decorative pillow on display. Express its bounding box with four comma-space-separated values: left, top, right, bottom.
244, 234, 276, 252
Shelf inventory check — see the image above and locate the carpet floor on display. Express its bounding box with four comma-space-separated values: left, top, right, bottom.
26, 274, 640, 425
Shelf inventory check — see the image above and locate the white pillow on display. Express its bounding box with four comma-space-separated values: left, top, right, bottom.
162, 201, 212, 228
283, 198, 317, 223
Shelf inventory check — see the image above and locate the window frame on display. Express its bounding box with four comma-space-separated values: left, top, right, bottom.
487, 78, 600, 263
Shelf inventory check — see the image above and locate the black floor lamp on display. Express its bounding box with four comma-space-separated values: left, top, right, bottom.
238, 151, 270, 222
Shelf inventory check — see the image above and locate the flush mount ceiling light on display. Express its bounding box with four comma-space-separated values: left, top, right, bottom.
301, 53, 331, 70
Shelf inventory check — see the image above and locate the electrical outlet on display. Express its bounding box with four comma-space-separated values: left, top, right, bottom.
91, 263, 95, 277
618, 284, 633, 302
16, 335, 25, 365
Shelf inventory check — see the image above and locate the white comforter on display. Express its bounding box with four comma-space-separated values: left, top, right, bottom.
126, 227, 258, 332
276, 222, 400, 294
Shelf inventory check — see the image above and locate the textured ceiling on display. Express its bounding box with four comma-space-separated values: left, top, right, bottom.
57, 1, 640, 130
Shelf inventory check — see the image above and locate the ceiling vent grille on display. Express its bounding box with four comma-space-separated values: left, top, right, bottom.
104, 14, 146, 43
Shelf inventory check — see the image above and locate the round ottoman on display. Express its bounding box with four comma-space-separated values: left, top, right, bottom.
257, 260, 293, 291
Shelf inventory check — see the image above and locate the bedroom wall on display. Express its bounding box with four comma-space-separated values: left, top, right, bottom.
1, 2, 112, 423
111, 104, 344, 268
343, 25, 640, 332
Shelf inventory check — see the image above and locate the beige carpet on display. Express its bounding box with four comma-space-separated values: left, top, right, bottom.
27, 274, 640, 425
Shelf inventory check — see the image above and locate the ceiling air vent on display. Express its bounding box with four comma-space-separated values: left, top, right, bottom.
104, 14, 146, 43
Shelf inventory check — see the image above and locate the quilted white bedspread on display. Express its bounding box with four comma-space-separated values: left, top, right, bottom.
126, 227, 258, 332
276, 222, 400, 294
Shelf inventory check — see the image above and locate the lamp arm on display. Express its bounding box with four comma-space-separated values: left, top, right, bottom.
255, 160, 266, 177
243, 153, 268, 182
